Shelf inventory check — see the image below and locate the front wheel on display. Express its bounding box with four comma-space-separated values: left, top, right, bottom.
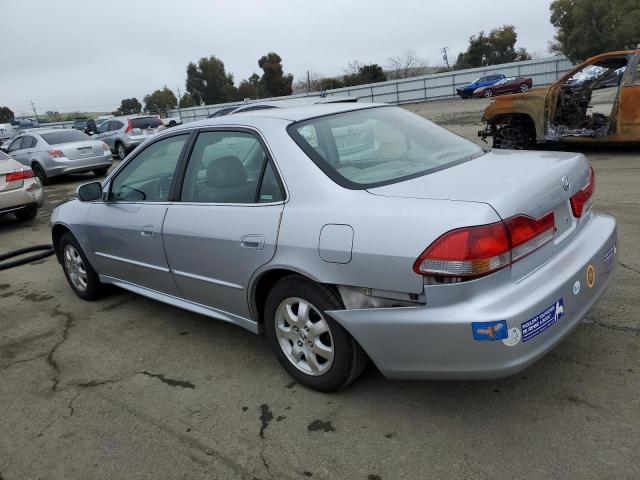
493, 124, 530, 150
520, 83, 529, 93
58, 232, 107, 301
264, 276, 367, 392
484, 89, 493, 98
116, 143, 126, 160
32, 163, 49, 185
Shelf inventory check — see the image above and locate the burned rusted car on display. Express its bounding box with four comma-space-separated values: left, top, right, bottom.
480, 50, 640, 149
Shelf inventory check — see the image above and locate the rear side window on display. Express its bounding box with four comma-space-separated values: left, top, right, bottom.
21, 136, 36, 148
131, 117, 162, 129
41, 130, 90, 145
180, 130, 283, 204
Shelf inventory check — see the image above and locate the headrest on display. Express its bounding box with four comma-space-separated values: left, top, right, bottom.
206, 156, 246, 188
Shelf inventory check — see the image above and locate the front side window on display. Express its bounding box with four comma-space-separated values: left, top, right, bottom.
22, 136, 36, 149
98, 121, 110, 133
8, 137, 23, 152
289, 106, 485, 189
181, 131, 282, 204
110, 134, 188, 202
110, 121, 124, 131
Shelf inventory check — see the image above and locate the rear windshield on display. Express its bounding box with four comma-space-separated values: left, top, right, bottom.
41, 130, 90, 145
131, 117, 162, 128
288, 106, 485, 189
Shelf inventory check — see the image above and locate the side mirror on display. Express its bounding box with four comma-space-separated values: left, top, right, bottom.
77, 182, 103, 202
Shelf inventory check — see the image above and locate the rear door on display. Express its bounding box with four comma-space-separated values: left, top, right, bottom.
84, 132, 191, 294
617, 55, 640, 140
162, 128, 285, 321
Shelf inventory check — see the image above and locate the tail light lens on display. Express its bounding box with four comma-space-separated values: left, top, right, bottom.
414, 212, 555, 278
6, 167, 35, 182
47, 149, 64, 158
570, 167, 595, 218
125, 119, 133, 134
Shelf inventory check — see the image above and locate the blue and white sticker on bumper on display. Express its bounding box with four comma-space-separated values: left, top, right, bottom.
604, 243, 617, 266
471, 320, 508, 341
521, 298, 564, 342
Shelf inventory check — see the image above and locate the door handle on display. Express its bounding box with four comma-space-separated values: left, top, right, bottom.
140, 225, 156, 237
240, 234, 264, 250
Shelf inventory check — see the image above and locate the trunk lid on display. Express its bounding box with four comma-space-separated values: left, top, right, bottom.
368, 149, 593, 278
0, 155, 24, 192
59, 141, 104, 160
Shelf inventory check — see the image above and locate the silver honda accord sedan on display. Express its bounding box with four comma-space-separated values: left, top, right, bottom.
50, 103, 617, 391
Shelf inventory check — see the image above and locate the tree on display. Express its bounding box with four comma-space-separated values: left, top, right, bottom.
178, 93, 197, 108
144, 86, 178, 112
45, 110, 63, 122
550, 0, 640, 62
343, 62, 387, 86
386, 48, 428, 79
258, 52, 293, 97
238, 73, 261, 99
455, 25, 531, 69
0, 106, 14, 123
185, 55, 237, 105
115, 98, 142, 115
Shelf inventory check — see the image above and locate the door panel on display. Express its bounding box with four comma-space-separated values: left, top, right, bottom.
162, 203, 283, 319
86, 203, 179, 294
617, 85, 640, 139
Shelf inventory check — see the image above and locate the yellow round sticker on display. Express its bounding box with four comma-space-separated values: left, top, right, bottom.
586, 264, 596, 288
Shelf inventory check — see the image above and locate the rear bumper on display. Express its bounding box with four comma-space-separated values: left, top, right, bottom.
0, 179, 44, 213
45, 152, 113, 177
328, 212, 617, 380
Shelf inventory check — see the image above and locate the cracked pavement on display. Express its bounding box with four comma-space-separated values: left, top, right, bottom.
1, 98, 639, 479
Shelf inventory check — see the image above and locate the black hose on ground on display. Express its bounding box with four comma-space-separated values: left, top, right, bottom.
0, 245, 56, 271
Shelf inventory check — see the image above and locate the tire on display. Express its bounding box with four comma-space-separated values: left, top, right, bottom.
264, 276, 368, 392
58, 232, 106, 301
520, 83, 529, 93
493, 124, 531, 150
32, 163, 49, 185
14, 205, 37, 221
116, 142, 126, 160
93, 167, 109, 177
484, 89, 493, 98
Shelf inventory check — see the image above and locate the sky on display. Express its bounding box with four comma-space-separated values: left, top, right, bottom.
0, 0, 556, 115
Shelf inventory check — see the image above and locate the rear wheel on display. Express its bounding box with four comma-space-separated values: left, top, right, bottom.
58, 232, 106, 301
116, 142, 126, 160
32, 163, 49, 185
93, 167, 109, 177
520, 83, 529, 93
14, 205, 37, 221
484, 89, 493, 98
264, 276, 367, 392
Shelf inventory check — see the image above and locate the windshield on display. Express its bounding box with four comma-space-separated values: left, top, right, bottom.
289, 107, 485, 189
41, 130, 90, 145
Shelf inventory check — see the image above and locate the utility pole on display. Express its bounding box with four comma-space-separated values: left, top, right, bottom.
441, 47, 451, 71
30, 100, 40, 122
176, 85, 183, 123
307, 70, 311, 95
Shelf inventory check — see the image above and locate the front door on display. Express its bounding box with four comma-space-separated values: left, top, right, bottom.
162, 129, 285, 321
617, 55, 640, 140
85, 132, 191, 295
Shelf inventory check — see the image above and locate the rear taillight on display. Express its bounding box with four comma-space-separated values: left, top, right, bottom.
414, 212, 555, 278
47, 149, 64, 158
125, 119, 133, 133
570, 167, 595, 218
6, 168, 35, 183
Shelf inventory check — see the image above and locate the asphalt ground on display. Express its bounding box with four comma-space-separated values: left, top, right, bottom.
1, 96, 638, 479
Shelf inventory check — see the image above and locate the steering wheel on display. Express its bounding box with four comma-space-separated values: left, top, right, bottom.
154, 174, 173, 201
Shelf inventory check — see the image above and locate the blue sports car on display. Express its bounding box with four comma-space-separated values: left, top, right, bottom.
456, 73, 506, 99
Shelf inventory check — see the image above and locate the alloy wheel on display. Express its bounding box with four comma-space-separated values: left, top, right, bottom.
63, 244, 88, 292
117, 144, 126, 160
495, 126, 527, 149
274, 297, 334, 376
520, 84, 529, 93
484, 89, 493, 97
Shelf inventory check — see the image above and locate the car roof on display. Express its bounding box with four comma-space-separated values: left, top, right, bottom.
222, 102, 384, 122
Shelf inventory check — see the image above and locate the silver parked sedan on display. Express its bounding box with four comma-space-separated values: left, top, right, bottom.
50, 103, 616, 391
93, 115, 165, 160
1, 129, 113, 185
0, 150, 43, 220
